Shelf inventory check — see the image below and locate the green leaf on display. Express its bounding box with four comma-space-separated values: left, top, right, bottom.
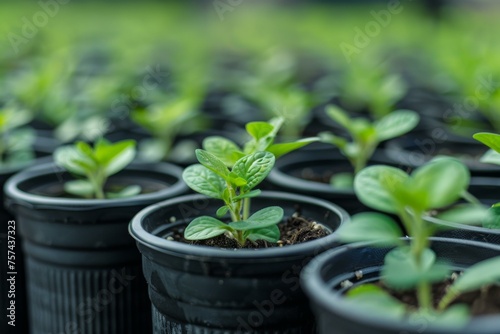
64, 180, 94, 198
480, 149, 500, 166
202, 136, 244, 166
374, 110, 420, 141
434, 204, 489, 226
345, 284, 406, 320
233, 151, 275, 190
247, 206, 284, 224
229, 206, 283, 230
473, 132, 500, 153
216, 206, 230, 217
246, 225, 280, 243
325, 105, 352, 131
483, 204, 500, 229
267, 137, 319, 158
195, 149, 230, 179
182, 164, 226, 199
354, 165, 408, 214
228, 172, 248, 187
383, 247, 450, 290
184, 216, 231, 240
439, 256, 500, 310
54, 145, 96, 176
96, 139, 136, 177
106, 185, 142, 199
337, 212, 403, 246
411, 158, 469, 210
246, 122, 274, 141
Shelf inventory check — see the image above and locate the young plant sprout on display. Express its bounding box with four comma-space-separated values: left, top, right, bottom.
320, 105, 419, 187
182, 118, 317, 246
201, 117, 318, 167
0, 105, 35, 168
337, 157, 500, 326
131, 96, 204, 161
54, 139, 139, 199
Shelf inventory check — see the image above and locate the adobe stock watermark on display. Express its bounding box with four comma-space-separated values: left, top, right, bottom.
7, 0, 71, 54
340, 0, 412, 63
213, 0, 245, 21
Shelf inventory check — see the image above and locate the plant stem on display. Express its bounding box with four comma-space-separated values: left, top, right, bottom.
417, 282, 432, 310
243, 197, 250, 221
411, 210, 433, 311
461, 190, 482, 206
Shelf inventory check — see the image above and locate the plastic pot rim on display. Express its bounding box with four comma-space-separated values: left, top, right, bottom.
4, 161, 188, 211
129, 191, 350, 260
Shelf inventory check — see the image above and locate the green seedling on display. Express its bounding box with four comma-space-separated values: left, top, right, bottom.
340, 58, 407, 119
183, 150, 282, 246
201, 117, 318, 167
132, 96, 205, 161
182, 119, 316, 246
0, 106, 35, 168
54, 139, 139, 199
246, 86, 316, 139
337, 157, 500, 327
320, 106, 419, 187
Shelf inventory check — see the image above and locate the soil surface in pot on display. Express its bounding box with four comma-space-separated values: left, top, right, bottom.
170, 213, 329, 249
380, 278, 500, 316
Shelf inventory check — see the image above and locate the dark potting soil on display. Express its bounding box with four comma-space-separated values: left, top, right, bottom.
381, 277, 500, 316
170, 213, 329, 249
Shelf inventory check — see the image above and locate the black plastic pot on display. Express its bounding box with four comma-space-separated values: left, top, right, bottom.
301, 238, 500, 334
1, 157, 53, 334
4, 162, 188, 334
425, 177, 500, 245
266, 148, 395, 214
129, 191, 349, 333
385, 131, 500, 177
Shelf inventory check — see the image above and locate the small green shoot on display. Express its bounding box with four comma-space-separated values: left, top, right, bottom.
182, 118, 316, 246
183, 149, 282, 246
132, 96, 204, 161
336, 157, 500, 327
201, 117, 318, 167
54, 139, 140, 199
320, 106, 419, 186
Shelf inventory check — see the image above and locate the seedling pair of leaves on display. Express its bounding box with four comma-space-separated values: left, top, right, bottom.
54, 139, 140, 199
0, 106, 35, 168
319, 106, 419, 188
337, 157, 500, 327
183, 149, 283, 246
201, 117, 318, 167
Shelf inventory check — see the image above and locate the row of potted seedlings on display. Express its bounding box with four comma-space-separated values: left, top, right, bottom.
1, 106, 500, 333
1, 6, 500, 332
